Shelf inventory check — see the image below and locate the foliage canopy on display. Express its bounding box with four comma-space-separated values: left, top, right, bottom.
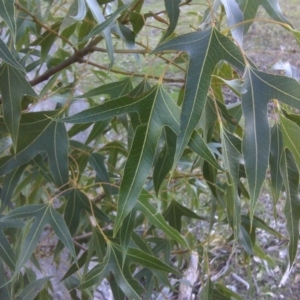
0, 0, 300, 298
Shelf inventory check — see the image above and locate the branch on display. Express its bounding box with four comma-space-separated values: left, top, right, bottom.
14, 0, 187, 88
74, 232, 92, 241
28, 44, 185, 87
92, 47, 149, 54
29, 45, 96, 86
82, 59, 185, 83
15, 1, 188, 87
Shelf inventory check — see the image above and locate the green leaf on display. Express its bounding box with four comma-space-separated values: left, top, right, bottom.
71, 80, 134, 144
114, 86, 180, 234
0, 111, 68, 188
136, 191, 188, 247
1, 164, 27, 212
33, 154, 54, 183
110, 277, 126, 300
64, 189, 111, 237
89, 153, 117, 197
67, 123, 92, 139
280, 149, 300, 268
188, 130, 222, 171
80, 242, 144, 299
201, 278, 214, 300
85, 119, 110, 145
0, 0, 16, 39
262, 0, 293, 27
114, 22, 136, 51
62, 85, 180, 234
78, 80, 150, 144
0, 260, 10, 298
89, 227, 107, 261
200, 96, 217, 142
241, 215, 283, 239
290, 29, 300, 48
16, 276, 52, 300
221, 126, 241, 239
214, 77, 246, 96
3, 204, 76, 276
76, 77, 133, 99
282, 108, 300, 127
0, 229, 16, 270
0, 64, 36, 149
84, 1, 131, 65
128, 11, 144, 35
239, 224, 253, 255
256, 72, 300, 111
62, 86, 158, 124
242, 71, 269, 220
240, 67, 300, 220
59, 0, 87, 34
129, 78, 152, 98
237, 0, 293, 33
214, 100, 242, 131
0, 218, 23, 270
220, 0, 244, 46
162, 0, 181, 41
120, 208, 136, 261
127, 247, 180, 275
71, 0, 87, 21
15, 10, 38, 46
77, 12, 95, 49
253, 244, 274, 267
135, 267, 170, 300
270, 123, 283, 204
61, 250, 88, 282
280, 115, 300, 171
31, 21, 61, 61
163, 199, 208, 232
153, 127, 177, 194
203, 160, 218, 201
0, 40, 23, 70
63, 276, 81, 300
78, 4, 112, 44
213, 283, 243, 300
153, 27, 245, 163
228, 107, 243, 132
132, 237, 174, 290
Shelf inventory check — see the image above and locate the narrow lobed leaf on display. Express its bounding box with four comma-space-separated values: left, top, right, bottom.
280, 149, 300, 268
153, 27, 245, 164
0, 0, 16, 39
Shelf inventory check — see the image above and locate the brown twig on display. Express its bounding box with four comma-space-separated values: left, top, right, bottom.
29, 45, 96, 86
91, 192, 107, 203
92, 46, 149, 54
74, 232, 93, 241
82, 59, 185, 83
73, 239, 87, 251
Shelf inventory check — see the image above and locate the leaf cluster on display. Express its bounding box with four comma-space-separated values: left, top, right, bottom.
0, 0, 300, 298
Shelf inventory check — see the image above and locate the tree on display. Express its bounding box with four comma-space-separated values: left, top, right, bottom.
0, 0, 299, 298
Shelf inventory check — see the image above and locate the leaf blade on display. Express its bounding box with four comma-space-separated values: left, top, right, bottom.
136, 191, 188, 247
162, 0, 181, 41
0, 40, 22, 70
221, 0, 244, 46
153, 27, 245, 163
280, 149, 300, 268
0, 0, 16, 39
0, 64, 36, 149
